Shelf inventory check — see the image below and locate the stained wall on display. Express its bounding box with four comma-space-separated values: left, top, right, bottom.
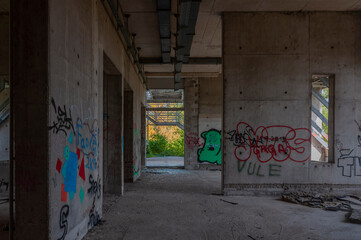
223, 12, 361, 195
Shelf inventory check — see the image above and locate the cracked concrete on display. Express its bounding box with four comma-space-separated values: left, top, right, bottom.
84, 168, 361, 240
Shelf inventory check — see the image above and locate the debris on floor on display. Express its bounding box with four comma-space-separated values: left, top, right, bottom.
220, 199, 238, 205
282, 192, 361, 224
347, 209, 361, 224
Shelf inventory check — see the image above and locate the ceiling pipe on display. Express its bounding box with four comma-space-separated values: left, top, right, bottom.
157, 0, 172, 63
174, 0, 201, 89
140, 57, 222, 65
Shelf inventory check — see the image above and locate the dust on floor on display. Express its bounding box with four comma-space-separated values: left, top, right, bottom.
84, 168, 361, 240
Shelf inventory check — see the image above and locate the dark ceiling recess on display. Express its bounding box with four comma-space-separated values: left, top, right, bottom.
157, 0, 171, 63
174, 0, 201, 89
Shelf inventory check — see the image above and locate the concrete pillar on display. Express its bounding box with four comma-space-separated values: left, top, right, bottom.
184, 78, 199, 169
0, 11, 9, 77
141, 104, 146, 169
222, 12, 311, 194
103, 74, 123, 194
124, 89, 134, 182
12, 1, 49, 238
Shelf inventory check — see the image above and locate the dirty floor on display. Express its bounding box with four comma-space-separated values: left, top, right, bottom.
84, 168, 361, 240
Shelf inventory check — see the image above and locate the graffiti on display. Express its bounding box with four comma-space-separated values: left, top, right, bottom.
0, 179, 9, 192
49, 98, 75, 136
57, 205, 69, 240
185, 132, 200, 150
50, 97, 101, 236
336, 121, 361, 177
338, 156, 361, 177
238, 161, 281, 177
76, 119, 98, 170
88, 197, 100, 229
226, 122, 311, 163
198, 129, 222, 165
88, 174, 101, 199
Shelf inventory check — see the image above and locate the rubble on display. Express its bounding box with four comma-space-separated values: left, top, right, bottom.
282, 192, 361, 224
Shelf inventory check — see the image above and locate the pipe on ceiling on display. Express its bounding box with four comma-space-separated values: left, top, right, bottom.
174, 0, 201, 89
157, 0, 172, 63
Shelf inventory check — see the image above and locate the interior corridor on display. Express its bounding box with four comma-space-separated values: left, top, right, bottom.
83, 169, 361, 240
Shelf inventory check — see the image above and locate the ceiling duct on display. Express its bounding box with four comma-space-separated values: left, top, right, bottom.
157, 0, 171, 63
174, 0, 201, 89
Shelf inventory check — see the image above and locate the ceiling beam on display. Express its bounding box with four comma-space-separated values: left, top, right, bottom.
146, 107, 184, 111
140, 57, 222, 65
174, 0, 201, 89
157, 0, 171, 63
146, 72, 220, 78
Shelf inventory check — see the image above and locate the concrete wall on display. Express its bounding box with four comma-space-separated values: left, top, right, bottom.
184, 79, 199, 169
184, 76, 223, 169
198, 76, 222, 168
103, 74, 123, 195
12, 0, 146, 239
0, 13, 9, 78
0, 89, 9, 161
223, 12, 361, 195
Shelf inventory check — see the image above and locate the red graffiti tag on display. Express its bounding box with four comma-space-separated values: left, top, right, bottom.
232, 122, 311, 163
185, 132, 201, 150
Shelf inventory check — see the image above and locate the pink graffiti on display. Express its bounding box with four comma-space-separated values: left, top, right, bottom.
233, 122, 311, 163
185, 132, 201, 150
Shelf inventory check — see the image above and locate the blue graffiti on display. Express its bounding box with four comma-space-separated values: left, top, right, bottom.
76, 121, 98, 170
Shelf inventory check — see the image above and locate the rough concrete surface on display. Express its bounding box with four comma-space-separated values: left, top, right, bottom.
146, 157, 184, 167
0, 202, 8, 239
84, 169, 361, 240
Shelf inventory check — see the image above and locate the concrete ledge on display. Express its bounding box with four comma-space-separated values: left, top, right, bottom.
223, 184, 361, 196
184, 163, 221, 171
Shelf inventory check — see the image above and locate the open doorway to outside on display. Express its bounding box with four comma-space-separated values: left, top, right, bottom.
145, 89, 184, 168
311, 74, 335, 162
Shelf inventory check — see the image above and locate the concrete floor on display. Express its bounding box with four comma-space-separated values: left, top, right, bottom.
84, 168, 361, 240
146, 157, 184, 167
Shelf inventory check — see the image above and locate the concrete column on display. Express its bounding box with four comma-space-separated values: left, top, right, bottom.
103, 74, 123, 194
222, 12, 311, 194
12, 1, 49, 238
0, 12, 9, 77
184, 78, 199, 169
141, 104, 146, 169
124, 89, 134, 182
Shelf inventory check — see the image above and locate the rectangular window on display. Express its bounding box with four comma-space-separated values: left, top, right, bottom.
311, 74, 335, 162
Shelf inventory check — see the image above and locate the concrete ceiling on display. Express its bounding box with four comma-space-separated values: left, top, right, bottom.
147, 89, 184, 103
119, 0, 361, 81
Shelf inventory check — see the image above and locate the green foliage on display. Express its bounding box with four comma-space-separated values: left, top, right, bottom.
148, 133, 168, 155
147, 129, 184, 157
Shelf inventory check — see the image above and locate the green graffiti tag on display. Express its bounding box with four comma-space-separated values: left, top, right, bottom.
198, 129, 222, 165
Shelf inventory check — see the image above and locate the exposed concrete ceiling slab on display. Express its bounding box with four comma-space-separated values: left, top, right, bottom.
119, 0, 157, 12
127, 12, 161, 57
119, 0, 361, 81
147, 89, 184, 102
144, 64, 221, 73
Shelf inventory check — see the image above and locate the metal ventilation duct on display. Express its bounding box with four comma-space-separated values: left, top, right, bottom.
157, 0, 171, 63
174, 0, 201, 89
